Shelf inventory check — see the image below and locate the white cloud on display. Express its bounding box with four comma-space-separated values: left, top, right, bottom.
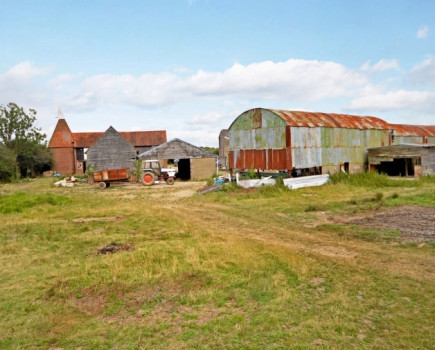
184, 59, 366, 100
360, 59, 400, 72
348, 89, 435, 111
407, 57, 435, 85
417, 25, 429, 39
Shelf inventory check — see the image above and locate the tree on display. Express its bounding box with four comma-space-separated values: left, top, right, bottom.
0, 102, 50, 179
0, 146, 17, 181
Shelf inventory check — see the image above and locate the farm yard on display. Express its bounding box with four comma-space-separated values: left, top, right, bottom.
0, 174, 434, 349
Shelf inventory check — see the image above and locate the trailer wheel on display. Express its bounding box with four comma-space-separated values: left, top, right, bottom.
166, 177, 175, 185
142, 171, 155, 186
98, 182, 107, 189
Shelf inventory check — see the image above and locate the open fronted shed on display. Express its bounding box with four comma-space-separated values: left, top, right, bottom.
139, 138, 217, 180
368, 143, 435, 177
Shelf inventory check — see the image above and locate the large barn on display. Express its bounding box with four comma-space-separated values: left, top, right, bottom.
228, 108, 392, 175
48, 119, 167, 174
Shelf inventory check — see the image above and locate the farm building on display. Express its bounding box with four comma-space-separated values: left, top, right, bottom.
48, 118, 166, 174
86, 126, 137, 171
389, 124, 435, 145
219, 129, 230, 169
368, 144, 435, 177
228, 108, 391, 175
139, 138, 217, 180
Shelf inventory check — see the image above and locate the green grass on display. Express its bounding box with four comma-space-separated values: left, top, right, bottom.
0, 177, 434, 348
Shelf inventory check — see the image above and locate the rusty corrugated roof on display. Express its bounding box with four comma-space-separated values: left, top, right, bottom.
73, 130, 167, 148
269, 109, 391, 130
389, 124, 435, 137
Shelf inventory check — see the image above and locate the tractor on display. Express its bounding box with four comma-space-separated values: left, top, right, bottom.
141, 160, 176, 186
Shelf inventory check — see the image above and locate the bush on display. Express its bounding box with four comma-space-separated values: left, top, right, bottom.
0, 146, 17, 182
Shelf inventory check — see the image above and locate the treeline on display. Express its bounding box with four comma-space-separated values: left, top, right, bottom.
0, 103, 52, 182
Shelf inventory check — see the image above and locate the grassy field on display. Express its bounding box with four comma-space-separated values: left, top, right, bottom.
0, 174, 434, 349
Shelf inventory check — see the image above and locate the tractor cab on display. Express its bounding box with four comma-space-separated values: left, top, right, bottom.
143, 160, 161, 175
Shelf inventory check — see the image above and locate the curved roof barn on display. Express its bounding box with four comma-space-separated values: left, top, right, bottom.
230, 108, 391, 130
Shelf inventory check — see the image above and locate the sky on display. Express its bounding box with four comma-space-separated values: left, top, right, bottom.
1, 0, 434, 147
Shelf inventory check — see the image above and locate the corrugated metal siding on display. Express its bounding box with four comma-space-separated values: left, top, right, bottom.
229, 149, 288, 170
230, 127, 286, 150
394, 136, 423, 144
291, 127, 322, 168
321, 128, 389, 166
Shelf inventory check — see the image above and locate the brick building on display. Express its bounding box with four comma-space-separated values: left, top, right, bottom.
48, 119, 166, 174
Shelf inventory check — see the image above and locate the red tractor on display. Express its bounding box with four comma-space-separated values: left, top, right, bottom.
141, 160, 176, 186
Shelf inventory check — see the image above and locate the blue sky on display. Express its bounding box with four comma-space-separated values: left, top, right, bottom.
1, 0, 434, 146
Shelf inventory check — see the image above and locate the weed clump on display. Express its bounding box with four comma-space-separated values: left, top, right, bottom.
374, 192, 384, 202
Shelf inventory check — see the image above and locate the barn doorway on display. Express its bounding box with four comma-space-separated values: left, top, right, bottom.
177, 158, 191, 180
378, 158, 416, 176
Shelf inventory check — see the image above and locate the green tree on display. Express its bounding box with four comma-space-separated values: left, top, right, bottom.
0, 146, 17, 181
0, 102, 50, 179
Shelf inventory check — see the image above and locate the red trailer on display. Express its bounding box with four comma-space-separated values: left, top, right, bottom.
93, 167, 131, 189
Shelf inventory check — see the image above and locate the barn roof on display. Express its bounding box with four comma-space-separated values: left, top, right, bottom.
269, 109, 391, 130
73, 130, 167, 148
389, 124, 435, 137
48, 118, 167, 148
139, 138, 217, 159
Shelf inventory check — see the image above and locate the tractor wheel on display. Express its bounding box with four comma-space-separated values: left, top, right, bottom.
166, 177, 175, 185
98, 182, 107, 189
142, 171, 155, 186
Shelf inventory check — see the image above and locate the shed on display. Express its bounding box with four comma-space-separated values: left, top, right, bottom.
368, 143, 435, 177
139, 138, 217, 180
228, 108, 391, 175
87, 126, 137, 171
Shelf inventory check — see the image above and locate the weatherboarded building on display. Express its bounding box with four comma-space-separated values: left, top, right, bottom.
86, 126, 137, 171
228, 108, 392, 175
48, 119, 166, 174
139, 138, 217, 180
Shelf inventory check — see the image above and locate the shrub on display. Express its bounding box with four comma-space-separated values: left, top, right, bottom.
0, 146, 17, 182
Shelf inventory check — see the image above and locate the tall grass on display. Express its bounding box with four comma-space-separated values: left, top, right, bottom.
329, 171, 434, 187
0, 192, 69, 213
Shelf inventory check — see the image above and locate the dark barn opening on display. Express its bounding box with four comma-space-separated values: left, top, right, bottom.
378, 158, 415, 176
177, 159, 191, 180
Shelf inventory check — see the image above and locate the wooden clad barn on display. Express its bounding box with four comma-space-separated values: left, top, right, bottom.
86, 126, 137, 171
368, 143, 435, 177
139, 138, 217, 180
